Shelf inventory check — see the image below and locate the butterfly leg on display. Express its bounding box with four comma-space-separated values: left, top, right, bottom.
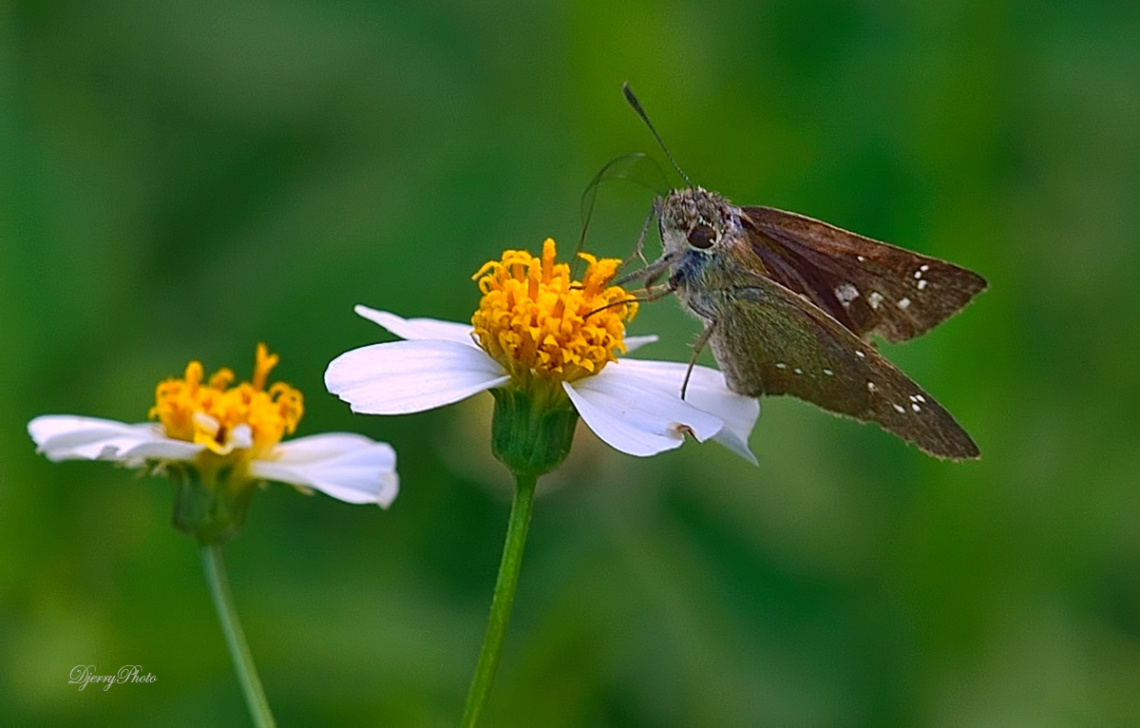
619, 248, 681, 290
626, 202, 657, 270
641, 280, 676, 301
680, 320, 717, 400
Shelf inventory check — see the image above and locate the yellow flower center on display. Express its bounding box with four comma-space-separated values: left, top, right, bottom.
150, 343, 303, 461
471, 238, 637, 387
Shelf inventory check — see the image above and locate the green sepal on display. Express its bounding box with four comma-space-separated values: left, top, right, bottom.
489, 387, 578, 477
168, 462, 257, 545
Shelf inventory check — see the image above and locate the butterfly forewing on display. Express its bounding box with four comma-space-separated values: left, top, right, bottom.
702, 270, 980, 459
740, 206, 987, 343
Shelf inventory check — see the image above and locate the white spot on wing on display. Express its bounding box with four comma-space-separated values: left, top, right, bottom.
893, 403, 906, 413
775, 362, 787, 369
856, 350, 866, 358
835, 283, 859, 307
867, 381, 876, 392
914, 270, 923, 279
898, 297, 911, 309
868, 291, 884, 310
911, 403, 921, 411
823, 368, 834, 376
793, 368, 803, 375
857, 255, 866, 262
920, 264, 930, 272
917, 279, 928, 290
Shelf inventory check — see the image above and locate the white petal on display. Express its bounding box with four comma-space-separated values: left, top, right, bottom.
623, 334, 659, 353
28, 415, 204, 464
563, 366, 726, 457
609, 359, 760, 464
354, 306, 477, 346
325, 339, 509, 415
250, 433, 399, 507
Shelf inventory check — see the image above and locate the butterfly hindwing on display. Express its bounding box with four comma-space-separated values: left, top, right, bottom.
696, 269, 979, 459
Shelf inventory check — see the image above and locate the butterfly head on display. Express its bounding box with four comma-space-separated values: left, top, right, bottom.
658, 187, 740, 259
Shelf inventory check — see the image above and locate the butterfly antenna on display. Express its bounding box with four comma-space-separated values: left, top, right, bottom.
574, 152, 669, 278
623, 82, 693, 188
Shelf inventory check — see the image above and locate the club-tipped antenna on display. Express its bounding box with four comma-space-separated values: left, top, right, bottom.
623, 82, 693, 188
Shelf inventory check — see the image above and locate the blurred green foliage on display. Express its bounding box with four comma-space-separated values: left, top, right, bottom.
3, 0, 1139, 725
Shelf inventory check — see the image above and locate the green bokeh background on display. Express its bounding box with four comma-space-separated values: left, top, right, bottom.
3, 1, 1138, 725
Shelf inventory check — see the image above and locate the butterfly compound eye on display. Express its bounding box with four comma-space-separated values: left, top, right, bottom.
687, 224, 716, 249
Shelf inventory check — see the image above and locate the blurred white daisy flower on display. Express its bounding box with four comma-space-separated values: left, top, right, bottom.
30, 344, 398, 542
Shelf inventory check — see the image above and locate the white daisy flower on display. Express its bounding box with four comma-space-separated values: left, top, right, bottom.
325, 239, 758, 463
29, 344, 398, 509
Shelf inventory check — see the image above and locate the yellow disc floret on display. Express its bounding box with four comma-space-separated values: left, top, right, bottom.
471, 238, 637, 387
150, 343, 303, 462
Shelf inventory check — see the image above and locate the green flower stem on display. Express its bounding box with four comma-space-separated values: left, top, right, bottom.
461, 471, 539, 728
200, 544, 277, 728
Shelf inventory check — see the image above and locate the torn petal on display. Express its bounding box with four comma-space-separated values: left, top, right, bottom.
612, 359, 759, 464
563, 367, 724, 457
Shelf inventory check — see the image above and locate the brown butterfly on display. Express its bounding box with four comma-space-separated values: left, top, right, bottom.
624, 84, 987, 459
